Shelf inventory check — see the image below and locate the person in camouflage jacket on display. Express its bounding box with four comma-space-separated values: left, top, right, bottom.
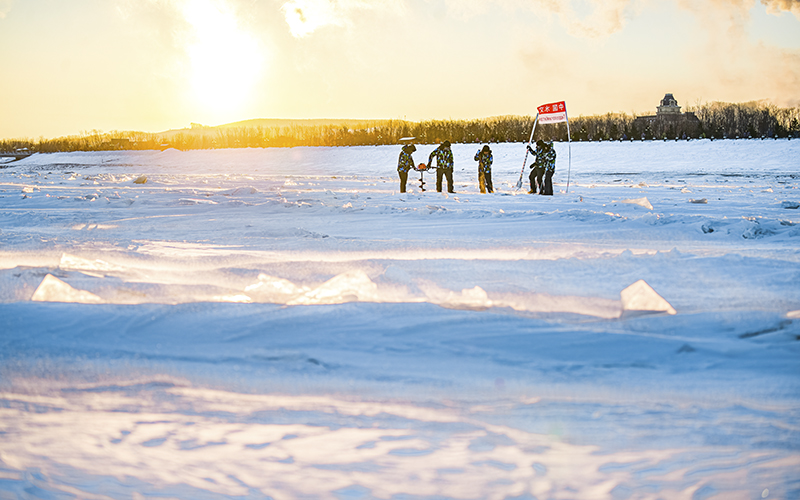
397, 144, 416, 193
427, 140, 455, 193
541, 142, 556, 195
474, 145, 494, 193
526, 140, 556, 194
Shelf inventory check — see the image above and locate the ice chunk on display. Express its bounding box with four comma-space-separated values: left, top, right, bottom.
31, 274, 103, 304
441, 286, 493, 310
615, 197, 653, 210
133, 175, 147, 184
620, 280, 676, 316
288, 270, 378, 305
781, 201, 799, 209
212, 294, 252, 303
179, 198, 218, 205
788, 310, 800, 319
245, 274, 309, 302
222, 186, 258, 195
492, 292, 622, 319
60, 253, 126, 273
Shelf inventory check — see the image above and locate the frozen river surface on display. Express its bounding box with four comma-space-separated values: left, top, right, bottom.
1, 140, 799, 499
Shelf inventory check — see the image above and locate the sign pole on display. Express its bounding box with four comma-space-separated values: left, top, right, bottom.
516, 114, 539, 190
565, 108, 572, 194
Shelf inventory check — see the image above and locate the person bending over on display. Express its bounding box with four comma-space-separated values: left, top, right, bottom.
474, 145, 494, 193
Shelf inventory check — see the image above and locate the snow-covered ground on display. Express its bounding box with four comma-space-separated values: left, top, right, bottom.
1, 140, 799, 499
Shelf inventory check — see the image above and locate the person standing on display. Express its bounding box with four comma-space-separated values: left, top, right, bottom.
428, 140, 455, 193
397, 143, 416, 193
526, 140, 546, 194
474, 145, 494, 193
542, 141, 557, 195
528, 143, 545, 194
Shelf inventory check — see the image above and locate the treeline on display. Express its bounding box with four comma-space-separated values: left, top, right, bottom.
2, 101, 798, 153
0, 130, 167, 153
565, 101, 800, 141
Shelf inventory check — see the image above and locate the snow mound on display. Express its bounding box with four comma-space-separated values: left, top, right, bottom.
620, 279, 676, 316
31, 274, 104, 304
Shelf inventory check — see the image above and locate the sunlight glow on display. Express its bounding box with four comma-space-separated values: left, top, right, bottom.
181, 0, 264, 119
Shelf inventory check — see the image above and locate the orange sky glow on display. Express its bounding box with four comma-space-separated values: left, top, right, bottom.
0, 0, 798, 139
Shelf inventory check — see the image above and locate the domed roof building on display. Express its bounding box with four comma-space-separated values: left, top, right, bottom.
657, 93, 681, 115
633, 93, 700, 138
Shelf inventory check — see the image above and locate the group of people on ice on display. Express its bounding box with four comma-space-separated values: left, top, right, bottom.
397, 140, 556, 195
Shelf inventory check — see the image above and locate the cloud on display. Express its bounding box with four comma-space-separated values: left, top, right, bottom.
280, 0, 402, 38
430, 0, 636, 37
671, 0, 800, 108
445, 0, 798, 38
520, 34, 578, 78
281, 0, 341, 37
277, 0, 796, 42
0, 0, 13, 19
761, 0, 800, 17
677, 0, 800, 21
556, 0, 642, 38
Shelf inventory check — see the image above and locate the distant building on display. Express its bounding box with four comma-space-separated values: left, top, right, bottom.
633, 93, 700, 138
657, 93, 681, 115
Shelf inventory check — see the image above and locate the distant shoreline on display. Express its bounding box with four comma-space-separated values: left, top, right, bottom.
2, 101, 798, 153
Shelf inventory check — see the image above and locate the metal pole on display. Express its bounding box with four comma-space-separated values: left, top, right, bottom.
565, 108, 572, 194
516, 114, 539, 190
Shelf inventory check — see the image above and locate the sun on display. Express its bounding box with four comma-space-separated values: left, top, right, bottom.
181, 0, 264, 122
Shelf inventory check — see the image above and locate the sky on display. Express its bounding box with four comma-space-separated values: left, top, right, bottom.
0, 0, 799, 139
